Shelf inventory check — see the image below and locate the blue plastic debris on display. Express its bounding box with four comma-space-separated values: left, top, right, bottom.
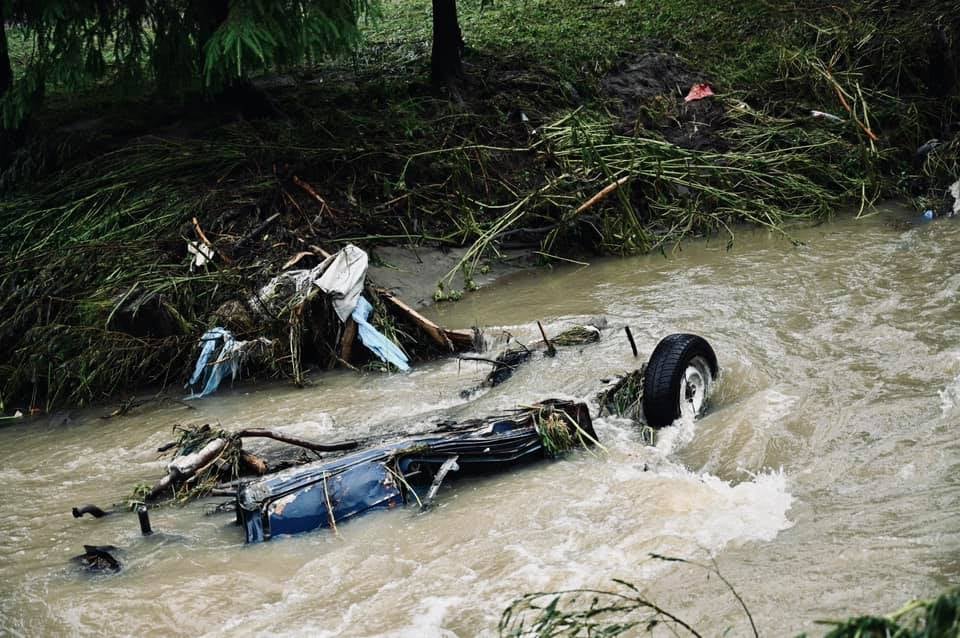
352, 296, 410, 371
185, 328, 270, 398
922, 209, 935, 221
186, 328, 237, 398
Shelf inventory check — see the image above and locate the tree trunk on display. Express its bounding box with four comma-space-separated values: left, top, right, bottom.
0, 5, 13, 99
431, 0, 463, 86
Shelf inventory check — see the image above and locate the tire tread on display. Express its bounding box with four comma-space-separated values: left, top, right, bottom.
642, 334, 718, 428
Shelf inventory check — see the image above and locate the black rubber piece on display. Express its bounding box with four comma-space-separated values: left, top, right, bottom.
72, 504, 110, 519
642, 334, 718, 428
137, 505, 153, 536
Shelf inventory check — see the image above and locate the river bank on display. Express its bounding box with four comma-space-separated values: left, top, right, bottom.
1, 0, 958, 411
1, 210, 957, 635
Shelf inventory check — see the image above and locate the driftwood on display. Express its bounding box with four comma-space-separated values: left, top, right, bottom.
235, 429, 360, 453
148, 426, 360, 501
148, 437, 229, 501
338, 317, 358, 366
379, 290, 473, 352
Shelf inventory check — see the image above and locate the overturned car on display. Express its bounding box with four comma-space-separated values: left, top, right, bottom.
71, 332, 718, 568
237, 400, 596, 543
234, 332, 718, 543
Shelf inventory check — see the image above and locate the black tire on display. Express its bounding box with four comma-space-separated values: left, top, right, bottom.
642, 334, 718, 428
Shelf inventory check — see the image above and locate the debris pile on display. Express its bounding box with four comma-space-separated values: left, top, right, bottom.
185, 244, 474, 397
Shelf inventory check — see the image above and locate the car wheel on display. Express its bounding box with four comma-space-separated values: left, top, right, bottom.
642, 334, 718, 428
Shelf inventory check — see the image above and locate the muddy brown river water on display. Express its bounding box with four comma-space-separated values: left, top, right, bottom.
1, 208, 958, 637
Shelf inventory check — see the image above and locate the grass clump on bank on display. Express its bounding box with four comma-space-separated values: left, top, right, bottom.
1, 0, 957, 410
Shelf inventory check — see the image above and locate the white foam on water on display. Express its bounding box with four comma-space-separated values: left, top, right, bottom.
938, 352, 960, 416
382, 596, 464, 638
654, 412, 698, 454
939, 376, 960, 416
656, 465, 795, 547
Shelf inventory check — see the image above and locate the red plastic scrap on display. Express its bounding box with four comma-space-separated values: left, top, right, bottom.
684, 83, 715, 102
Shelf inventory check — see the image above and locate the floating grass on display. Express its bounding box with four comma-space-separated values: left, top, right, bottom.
551, 325, 601, 347
598, 367, 646, 422
536, 411, 575, 458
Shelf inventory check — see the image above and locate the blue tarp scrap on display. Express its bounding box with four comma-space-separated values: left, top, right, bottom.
352, 296, 410, 371
185, 328, 269, 399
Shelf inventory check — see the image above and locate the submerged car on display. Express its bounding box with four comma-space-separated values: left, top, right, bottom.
235, 332, 718, 543
236, 400, 596, 543
67, 333, 718, 573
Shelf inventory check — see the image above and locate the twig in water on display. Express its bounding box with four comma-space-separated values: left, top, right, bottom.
537, 321, 556, 357
624, 326, 638, 357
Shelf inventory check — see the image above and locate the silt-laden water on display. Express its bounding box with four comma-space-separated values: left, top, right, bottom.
1, 208, 958, 636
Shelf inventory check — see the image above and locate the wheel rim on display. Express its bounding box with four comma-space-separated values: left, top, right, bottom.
679, 356, 712, 419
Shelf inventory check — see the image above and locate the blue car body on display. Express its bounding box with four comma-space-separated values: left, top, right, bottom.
236, 400, 595, 542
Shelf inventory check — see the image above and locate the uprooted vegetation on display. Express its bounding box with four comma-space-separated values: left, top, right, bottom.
1, 0, 958, 410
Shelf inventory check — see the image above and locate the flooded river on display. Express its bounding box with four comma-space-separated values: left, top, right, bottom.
1, 208, 958, 636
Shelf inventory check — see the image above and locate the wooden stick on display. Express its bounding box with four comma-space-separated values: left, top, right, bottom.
337, 317, 358, 367
537, 321, 556, 357
192, 217, 213, 247
624, 326, 639, 357
235, 429, 360, 452
191, 217, 233, 264
147, 438, 228, 501
235, 212, 281, 249
574, 175, 630, 216
310, 244, 334, 259
379, 290, 473, 351
282, 251, 317, 270
293, 175, 338, 218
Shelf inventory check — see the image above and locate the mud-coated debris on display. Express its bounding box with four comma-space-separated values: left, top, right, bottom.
462, 322, 605, 391
71, 545, 121, 573
486, 348, 533, 386
210, 300, 257, 335
597, 366, 646, 421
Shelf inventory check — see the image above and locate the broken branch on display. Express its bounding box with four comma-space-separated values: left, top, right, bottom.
537, 321, 556, 357
293, 175, 338, 218
235, 429, 360, 453
574, 175, 631, 216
